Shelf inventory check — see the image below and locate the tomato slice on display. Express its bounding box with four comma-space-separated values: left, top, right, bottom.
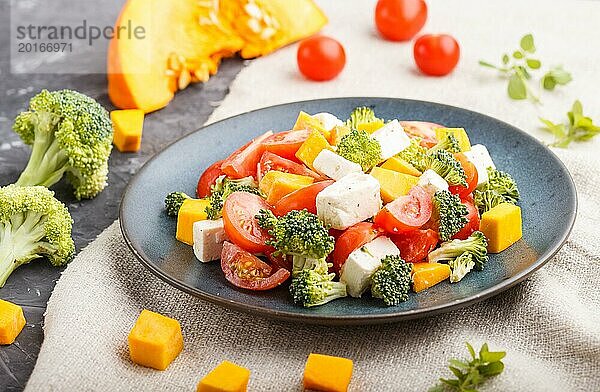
449, 153, 478, 199
221, 131, 272, 179
374, 186, 433, 234
274, 180, 334, 216
262, 130, 311, 162
222, 192, 272, 254
452, 199, 480, 240
257, 151, 321, 182
331, 222, 383, 273
399, 121, 442, 148
196, 159, 225, 198
390, 229, 439, 263
221, 242, 290, 291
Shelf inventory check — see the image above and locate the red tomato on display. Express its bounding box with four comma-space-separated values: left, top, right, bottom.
374, 186, 433, 234
332, 222, 383, 273
257, 151, 322, 182
196, 159, 224, 198
375, 0, 428, 41
390, 229, 439, 263
414, 34, 460, 76
266, 250, 293, 272
297, 36, 346, 81
274, 180, 334, 216
222, 192, 272, 254
262, 130, 311, 162
221, 132, 272, 179
452, 199, 480, 240
449, 153, 478, 199
399, 121, 442, 148
221, 242, 290, 291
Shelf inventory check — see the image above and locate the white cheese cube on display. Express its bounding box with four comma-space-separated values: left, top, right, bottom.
313, 112, 343, 131
370, 119, 411, 160
362, 236, 400, 260
193, 219, 228, 263
418, 169, 449, 195
463, 144, 496, 188
316, 172, 382, 230
312, 150, 363, 180
340, 248, 382, 298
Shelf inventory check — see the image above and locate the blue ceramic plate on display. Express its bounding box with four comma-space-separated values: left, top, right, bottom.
120, 98, 576, 325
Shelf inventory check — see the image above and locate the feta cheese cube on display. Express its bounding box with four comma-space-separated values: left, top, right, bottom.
362, 236, 400, 260
312, 149, 363, 180
340, 248, 382, 298
193, 219, 228, 263
316, 173, 382, 230
417, 169, 449, 195
464, 144, 496, 188
313, 112, 343, 131
370, 120, 411, 160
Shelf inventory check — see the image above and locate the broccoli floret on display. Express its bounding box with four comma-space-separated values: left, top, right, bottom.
370, 255, 413, 306
448, 252, 475, 283
428, 231, 489, 271
474, 168, 520, 214
429, 134, 461, 154
336, 129, 382, 171
289, 269, 347, 307
432, 190, 469, 241
422, 150, 467, 187
205, 176, 261, 220
13, 89, 113, 200
0, 185, 74, 287
164, 192, 191, 217
345, 106, 381, 129
397, 138, 428, 171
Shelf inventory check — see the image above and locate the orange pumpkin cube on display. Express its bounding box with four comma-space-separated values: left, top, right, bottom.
176, 199, 211, 245
128, 309, 183, 370
412, 263, 451, 293
295, 131, 334, 170
197, 360, 250, 392
111, 109, 145, 152
303, 353, 353, 392
0, 299, 26, 345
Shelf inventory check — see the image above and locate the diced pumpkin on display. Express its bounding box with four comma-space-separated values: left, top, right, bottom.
412, 263, 451, 293
293, 111, 331, 141
380, 156, 421, 176
370, 167, 419, 203
357, 119, 385, 134
111, 109, 145, 152
128, 309, 183, 370
295, 131, 334, 170
0, 299, 26, 345
434, 128, 471, 152
304, 353, 353, 392
330, 125, 352, 146
480, 203, 522, 253
197, 360, 250, 392
259, 171, 314, 203
176, 199, 211, 245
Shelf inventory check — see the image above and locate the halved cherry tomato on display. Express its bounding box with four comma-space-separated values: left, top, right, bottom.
297, 35, 346, 81
332, 222, 383, 273
375, 186, 433, 234
221, 242, 290, 291
222, 192, 272, 254
274, 180, 334, 216
221, 131, 272, 179
196, 159, 224, 198
399, 121, 442, 148
262, 130, 311, 162
413, 34, 460, 76
375, 0, 428, 42
452, 199, 480, 240
390, 229, 439, 263
449, 153, 478, 199
257, 151, 322, 182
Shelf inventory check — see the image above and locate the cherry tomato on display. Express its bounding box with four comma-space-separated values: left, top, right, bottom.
399, 121, 442, 148
274, 180, 334, 216
332, 222, 383, 273
449, 153, 478, 199
196, 159, 224, 198
262, 130, 311, 162
222, 192, 272, 254
297, 36, 346, 81
390, 229, 439, 263
257, 151, 322, 182
221, 132, 272, 179
374, 186, 433, 234
413, 34, 460, 76
221, 242, 290, 291
266, 250, 293, 272
452, 199, 480, 240
375, 0, 428, 41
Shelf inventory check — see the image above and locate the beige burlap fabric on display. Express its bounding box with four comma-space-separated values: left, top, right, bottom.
26, 0, 600, 390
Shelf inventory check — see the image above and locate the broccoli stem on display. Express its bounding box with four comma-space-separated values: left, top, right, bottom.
15, 133, 68, 188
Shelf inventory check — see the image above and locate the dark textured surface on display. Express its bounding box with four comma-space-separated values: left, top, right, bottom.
0, 1, 244, 389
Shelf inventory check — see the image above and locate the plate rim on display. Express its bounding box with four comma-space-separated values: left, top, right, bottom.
119, 97, 578, 325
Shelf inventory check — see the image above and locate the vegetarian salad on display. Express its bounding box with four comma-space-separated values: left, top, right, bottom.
165, 107, 522, 308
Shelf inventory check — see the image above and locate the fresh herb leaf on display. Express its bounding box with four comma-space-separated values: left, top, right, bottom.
508, 74, 527, 100
512, 50, 524, 59
520, 33, 535, 52
526, 59, 541, 69
541, 66, 572, 91
540, 100, 600, 147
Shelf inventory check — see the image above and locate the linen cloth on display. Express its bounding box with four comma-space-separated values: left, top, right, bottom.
26, 0, 600, 390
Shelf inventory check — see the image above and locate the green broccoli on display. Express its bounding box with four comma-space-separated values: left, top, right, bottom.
205, 176, 261, 220
370, 255, 413, 306
448, 252, 475, 283
289, 269, 347, 307
13, 89, 113, 200
428, 231, 489, 271
397, 138, 428, 171
345, 106, 381, 129
423, 150, 467, 187
336, 129, 382, 171
474, 168, 520, 214
0, 185, 74, 287
432, 190, 469, 241
164, 192, 192, 217
429, 134, 461, 154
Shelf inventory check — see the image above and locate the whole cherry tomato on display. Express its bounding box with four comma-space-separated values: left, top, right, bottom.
375, 0, 428, 41
413, 34, 460, 76
297, 36, 346, 81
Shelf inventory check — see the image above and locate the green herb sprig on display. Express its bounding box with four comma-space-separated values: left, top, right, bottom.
429, 342, 506, 392
540, 100, 600, 148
